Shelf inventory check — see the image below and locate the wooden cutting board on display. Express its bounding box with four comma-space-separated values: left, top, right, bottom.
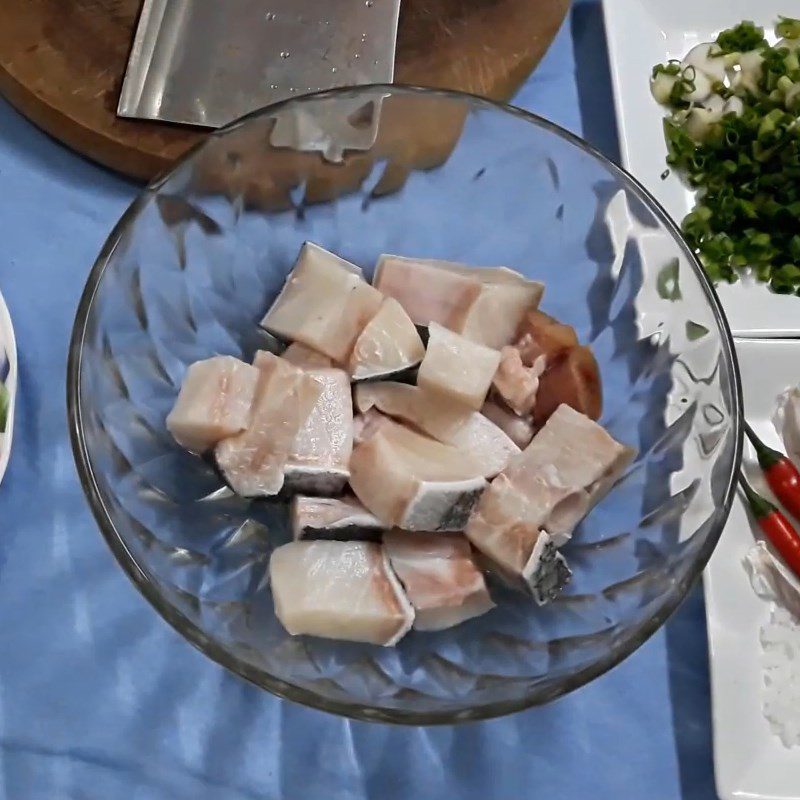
0, 0, 569, 181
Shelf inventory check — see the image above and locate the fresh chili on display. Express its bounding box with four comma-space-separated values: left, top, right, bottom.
739, 473, 800, 579
743, 421, 800, 522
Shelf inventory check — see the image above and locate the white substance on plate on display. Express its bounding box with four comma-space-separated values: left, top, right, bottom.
761, 607, 800, 748
744, 542, 800, 748
681, 42, 726, 83
773, 385, 800, 467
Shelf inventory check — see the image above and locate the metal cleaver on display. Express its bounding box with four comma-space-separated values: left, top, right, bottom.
118, 0, 401, 130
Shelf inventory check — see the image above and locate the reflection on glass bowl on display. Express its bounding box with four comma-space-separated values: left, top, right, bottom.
67, 86, 742, 724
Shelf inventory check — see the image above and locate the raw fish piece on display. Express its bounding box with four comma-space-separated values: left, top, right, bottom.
458, 281, 544, 349
533, 346, 602, 425
467, 406, 632, 597
353, 407, 394, 445
514, 309, 578, 366
166, 356, 261, 453
284, 368, 353, 494
270, 541, 414, 646
373, 255, 483, 329
465, 474, 571, 602
481, 400, 535, 449
504, 404, 634, 541
383, 531, 494, 631
354, 382, 472, 441
215, 352, 322, 497
352, 397, 516, 479
282, 342, 335, 369
373, 255, 544, 348
348, 297, 425, 380
492, 348, 546, 416
261, 243, 382, 362
410, 260, 544, 348
417, 323, 501, 411
291, 495, 385, 541
349, 419, 487, 530
446, 412, 519, 478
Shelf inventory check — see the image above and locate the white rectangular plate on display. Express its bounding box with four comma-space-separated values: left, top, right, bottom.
602, 0, 800, 337
702, 339, 800, 800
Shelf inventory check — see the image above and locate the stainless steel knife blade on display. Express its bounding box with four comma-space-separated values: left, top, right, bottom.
118, 0, 401, 129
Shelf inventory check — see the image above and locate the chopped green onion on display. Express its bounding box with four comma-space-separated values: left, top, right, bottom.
652, 17, 800, 291
0, 382, 8, 434
776, 16, 800, 39
715, 21, 768, 54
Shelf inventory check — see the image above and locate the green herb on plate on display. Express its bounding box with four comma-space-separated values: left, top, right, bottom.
651, 17, 800, 293
0, 381, 8, 433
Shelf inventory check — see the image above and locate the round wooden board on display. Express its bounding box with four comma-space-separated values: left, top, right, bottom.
0, 0, 569, 182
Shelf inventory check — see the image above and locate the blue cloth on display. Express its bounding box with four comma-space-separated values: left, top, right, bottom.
0, 4, 717, 798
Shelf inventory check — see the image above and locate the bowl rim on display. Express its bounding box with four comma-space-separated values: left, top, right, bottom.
66, 84, 743, 724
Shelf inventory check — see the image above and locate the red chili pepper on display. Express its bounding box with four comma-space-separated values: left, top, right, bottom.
739, 473, 800, 578
744, 421, 800, 521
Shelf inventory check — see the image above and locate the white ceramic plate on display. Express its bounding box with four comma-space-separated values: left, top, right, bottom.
0, 287, 17, 485
703, 339, 800, 800
602, 0, 800, 337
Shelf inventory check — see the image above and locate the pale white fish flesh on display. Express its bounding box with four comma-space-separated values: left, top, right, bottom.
353, 392, 516, 478
349, 418, 487, 531
422, 261, 544, 349
458, 282, 544, 349
284, 368, 353, 494
445, 411, 519, 478
533, 345, 602, 426
261, 242, 382, 362
481, 400, 535, 449
502, 404, 634, 543
354, 381, 472, 441
373, 255, 544, 348
215, 352, 322, 497
270, 540, 414, 646
417, 323, 501, 411
282, 342, 335, 369
352, 407, 394, 445
166, 356, 261, 453
348, 297, 425, 380
291, 495, 385, 541
467, 406, 631, 597
373, 255, 483, 329
466, 474, 572, 602
492, 348, 546, 416
354, 400, 520, 478
773, 385, 800, 467
383, 531, 494, 631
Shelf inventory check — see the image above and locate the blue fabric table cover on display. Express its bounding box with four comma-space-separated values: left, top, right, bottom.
0, 4, 717, 798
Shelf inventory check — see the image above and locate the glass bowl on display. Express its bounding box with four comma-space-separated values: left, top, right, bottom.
67, 86, 742, 724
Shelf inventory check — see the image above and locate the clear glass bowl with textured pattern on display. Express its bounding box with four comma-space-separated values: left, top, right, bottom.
67, 87, 742, 723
